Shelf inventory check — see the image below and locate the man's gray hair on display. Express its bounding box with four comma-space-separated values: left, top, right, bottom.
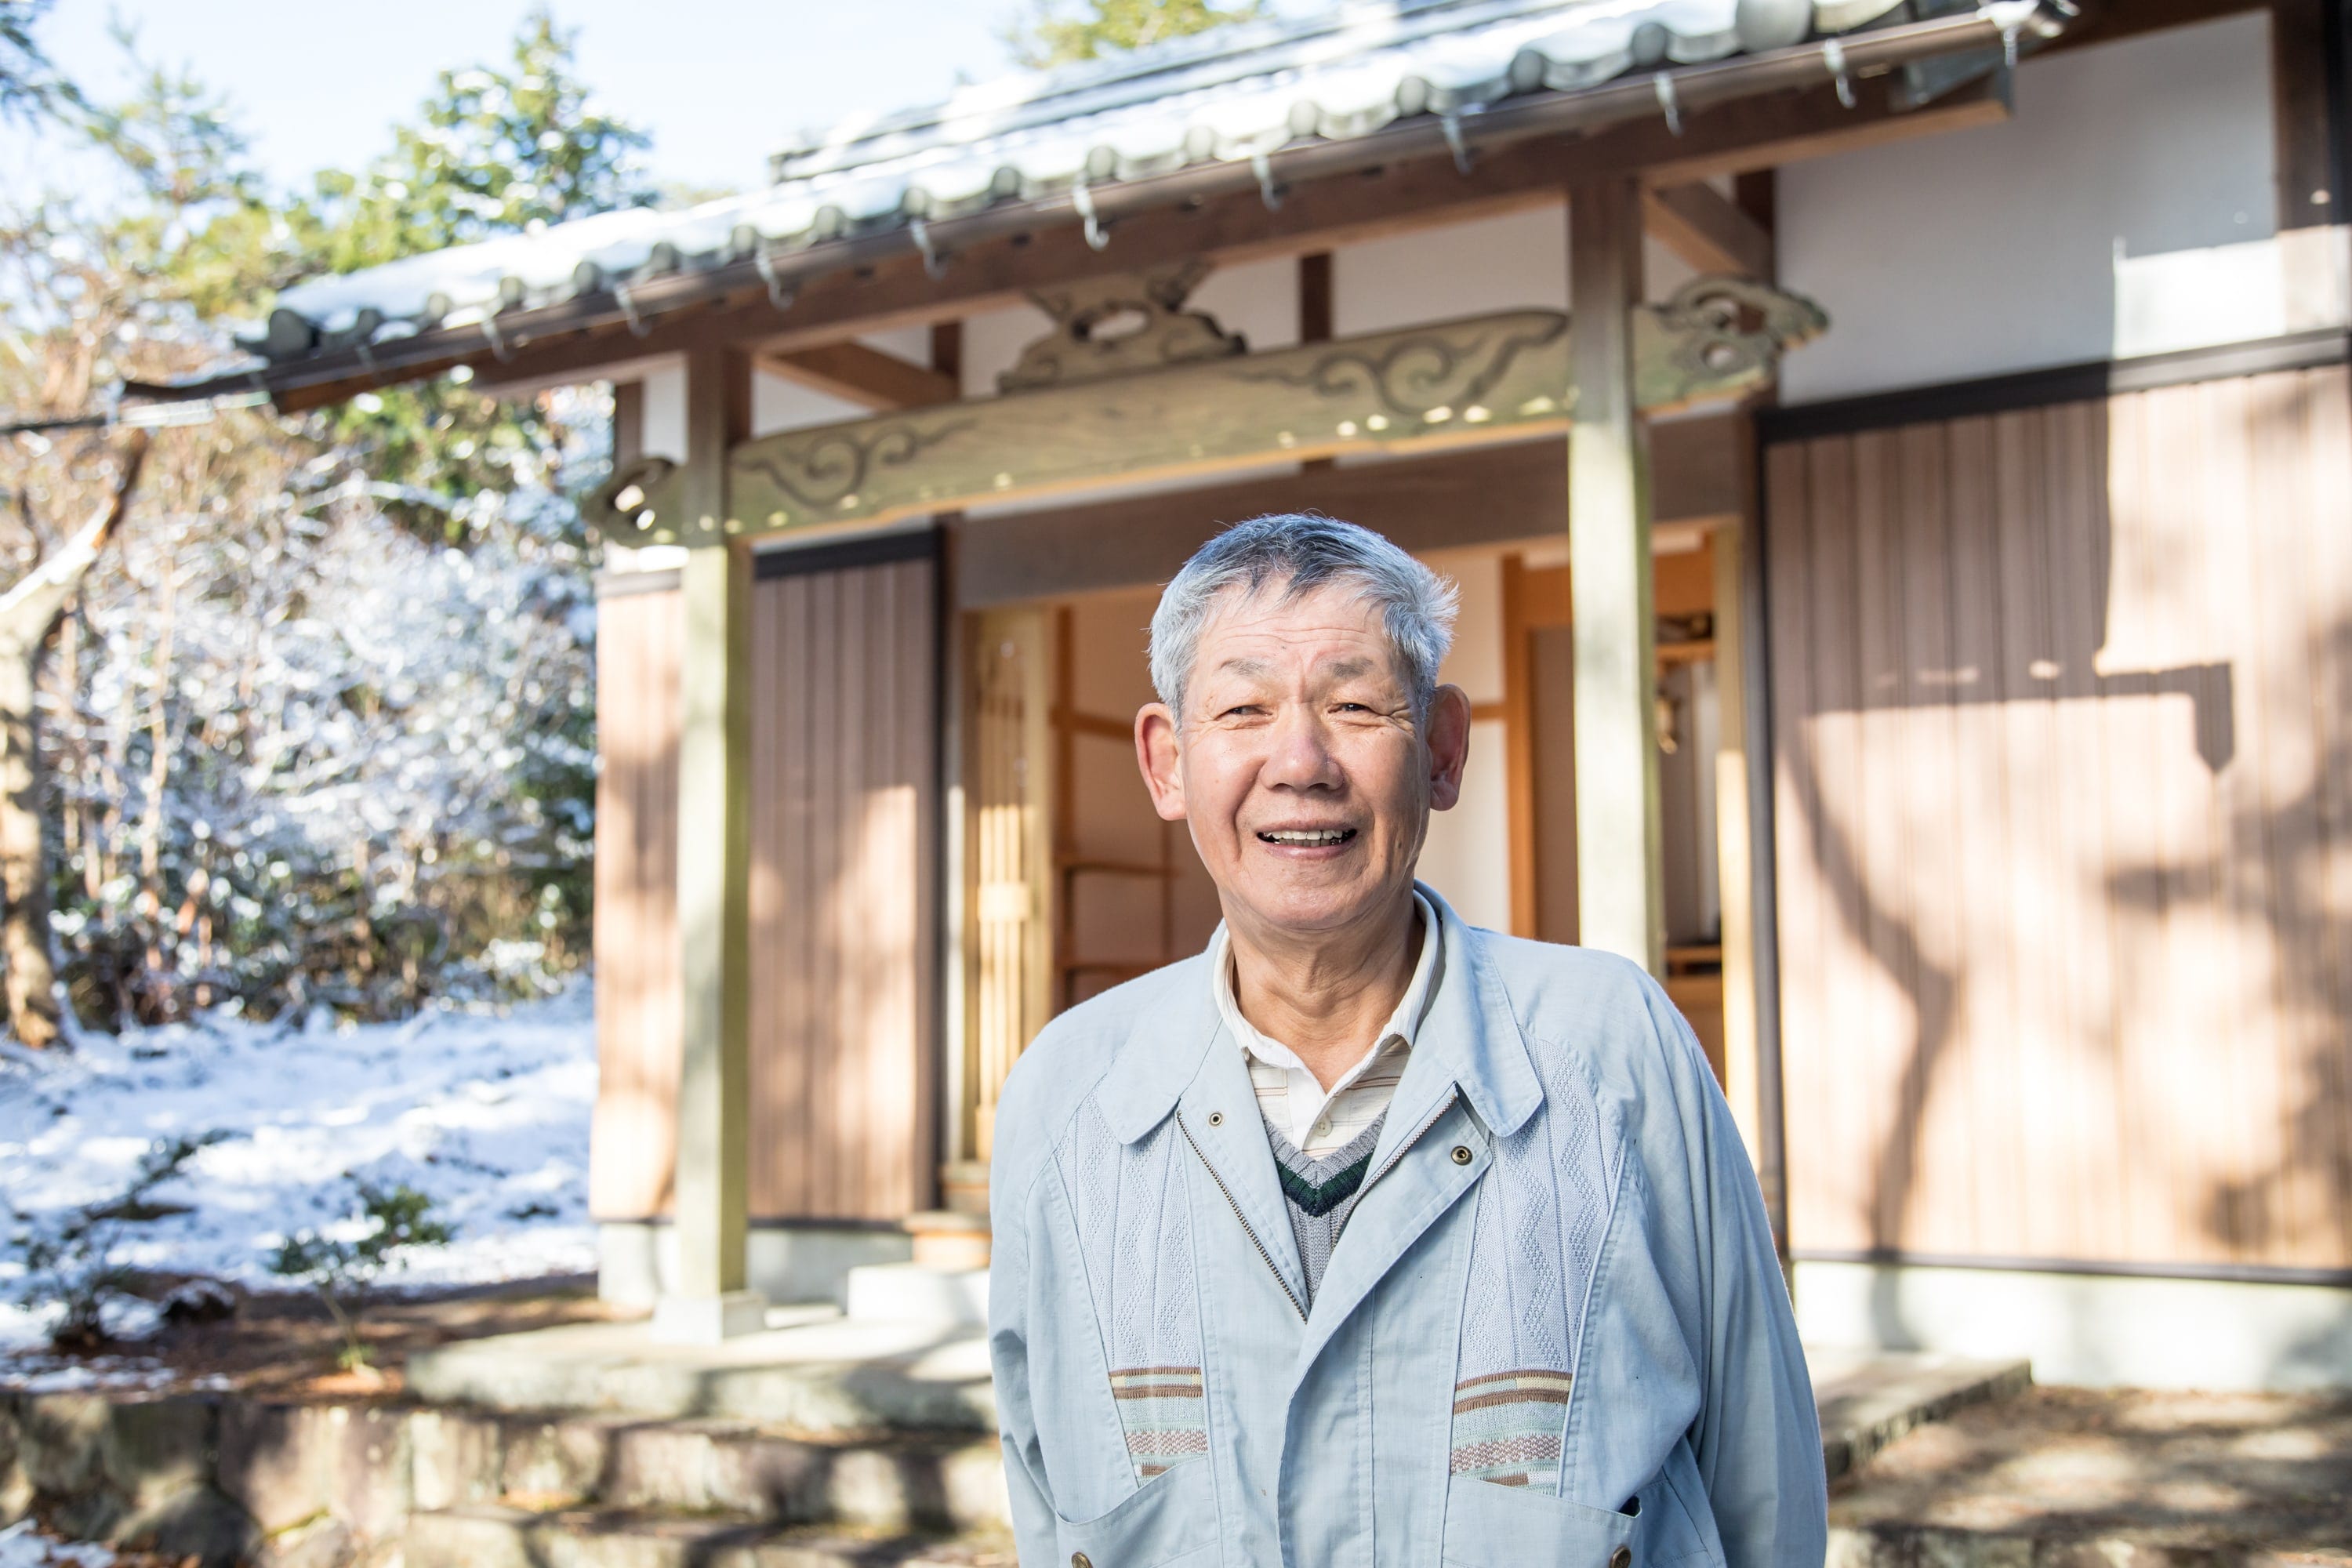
1149, 513, 1460, 720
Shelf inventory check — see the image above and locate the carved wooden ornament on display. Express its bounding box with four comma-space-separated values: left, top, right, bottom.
592, 276, 1824, 548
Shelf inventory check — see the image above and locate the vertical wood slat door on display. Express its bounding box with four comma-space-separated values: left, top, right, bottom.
746, 543, 938, 1223
1765, 363, 2352, 1272
966, 606, 1054, 1163
590, 579, 685, 1221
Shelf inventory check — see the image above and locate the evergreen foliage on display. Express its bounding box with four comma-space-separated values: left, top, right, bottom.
1002, 0, 1272, 69
0, 0, 81, 124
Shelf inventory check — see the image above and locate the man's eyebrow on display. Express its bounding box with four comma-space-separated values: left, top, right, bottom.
1320, 656, 1376, 680
1214, 656, 1275, 679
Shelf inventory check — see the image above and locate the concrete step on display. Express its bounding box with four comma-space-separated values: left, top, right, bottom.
407, 1504, 1014, 1568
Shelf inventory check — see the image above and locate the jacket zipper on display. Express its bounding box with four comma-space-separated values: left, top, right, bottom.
1174, 1089, 1466, 1324
1175, 1110, 1308, 1322
1364, 1087, 1462, 1194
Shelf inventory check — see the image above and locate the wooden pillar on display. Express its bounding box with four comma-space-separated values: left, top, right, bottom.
655, 343, 763, 1343
1713, 515, 1763, 1156
1566, 180, 1664, 975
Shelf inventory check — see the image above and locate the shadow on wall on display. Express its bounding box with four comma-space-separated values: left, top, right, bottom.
1766, 366, 2351, 1386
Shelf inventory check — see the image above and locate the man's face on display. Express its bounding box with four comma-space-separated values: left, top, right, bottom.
1136, 580, 1471, 944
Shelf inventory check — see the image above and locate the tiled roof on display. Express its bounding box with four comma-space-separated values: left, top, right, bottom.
153, 0, 2057, 404
263, 0, 1931, 346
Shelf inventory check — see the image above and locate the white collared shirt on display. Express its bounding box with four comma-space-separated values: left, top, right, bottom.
1209, 891, 1442, 1159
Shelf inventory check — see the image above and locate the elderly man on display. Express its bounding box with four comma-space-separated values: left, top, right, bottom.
989, 514, 1824, 1568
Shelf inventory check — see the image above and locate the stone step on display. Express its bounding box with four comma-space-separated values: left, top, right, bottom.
475, 1412, 1009, 1532
405, 1312, 994, 1430
1806, 1349, 2033, 1480
1826, 1523, 2352, 1568
406, 1504, 1014, 1568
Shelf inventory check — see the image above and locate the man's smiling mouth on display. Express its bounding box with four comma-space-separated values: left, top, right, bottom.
1258, 828, 1356, 846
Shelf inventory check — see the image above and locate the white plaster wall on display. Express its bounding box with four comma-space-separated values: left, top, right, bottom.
1795, 1259, 2352, 1393
1334, 203, 1695, 335
961, 301, 1057, 397
1191, 253, 1301, 352
1779, 13, 2290, 402
640, 359, 687, 459
751, 371, 865, 437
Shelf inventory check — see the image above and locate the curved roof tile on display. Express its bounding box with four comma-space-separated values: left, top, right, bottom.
264, 0, 1922, 350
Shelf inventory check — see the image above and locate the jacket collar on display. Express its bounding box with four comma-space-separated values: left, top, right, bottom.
1094, 883, 1544, 1146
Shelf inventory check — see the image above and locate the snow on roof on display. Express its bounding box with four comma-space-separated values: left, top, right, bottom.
263, 0, 1910, 347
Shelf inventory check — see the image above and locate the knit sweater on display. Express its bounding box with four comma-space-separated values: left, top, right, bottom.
1263, 1109, 1388, 1304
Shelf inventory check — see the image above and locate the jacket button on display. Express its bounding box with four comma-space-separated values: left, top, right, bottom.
1071, 1555, 1092, 1568
1450, 1145, 1473, 1165
1207, 1111, 1225, 1127
1610, 1547, 1633, 1568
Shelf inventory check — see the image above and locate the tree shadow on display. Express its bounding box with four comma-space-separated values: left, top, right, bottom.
1768, 371, 2346, 1375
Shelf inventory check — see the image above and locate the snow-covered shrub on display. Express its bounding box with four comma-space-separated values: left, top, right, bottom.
42, 403, 603, 1025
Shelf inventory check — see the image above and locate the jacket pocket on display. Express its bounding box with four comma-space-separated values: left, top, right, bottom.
1441, 1477, 1634, 1568
1054, 1448, 1218, 1567
1443, 1475, 1715, 1568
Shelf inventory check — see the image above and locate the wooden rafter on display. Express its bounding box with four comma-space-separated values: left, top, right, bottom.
1643, 183, 1773, 280
757, 342, 959, 410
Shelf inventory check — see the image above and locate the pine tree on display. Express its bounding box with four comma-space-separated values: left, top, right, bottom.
1002, 0, 1271, 70
296, 7, 655, 542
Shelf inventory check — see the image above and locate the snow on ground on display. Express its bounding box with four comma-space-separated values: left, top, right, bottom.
0, 1519, 114, 1566
0, 984, 597, 1358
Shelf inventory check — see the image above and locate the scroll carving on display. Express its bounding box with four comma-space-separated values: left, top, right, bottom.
585, 279, 1828, 548
998, 260, 1246, 393
1633, 277, 1828, 415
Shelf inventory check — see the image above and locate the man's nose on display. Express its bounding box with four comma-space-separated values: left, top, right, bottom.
1260, 706, 1344, 790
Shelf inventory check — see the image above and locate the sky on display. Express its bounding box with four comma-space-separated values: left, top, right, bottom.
38, 2, 1030, 198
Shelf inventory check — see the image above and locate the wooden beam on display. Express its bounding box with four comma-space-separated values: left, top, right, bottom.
1298, 252, 1334, 342
931, 319, 965, 389
1644, 182, 1773, 279
954, 417, 1740, 607
612, 378, 644, 466
2271, 0, 2340, 230
757, 341, 958, 410
1567, 178, 1664, 975
656, 343, 761, 1342
405, 72, 2004, 414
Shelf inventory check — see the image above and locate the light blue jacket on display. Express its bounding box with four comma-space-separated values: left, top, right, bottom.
989, 887, 1825, 1568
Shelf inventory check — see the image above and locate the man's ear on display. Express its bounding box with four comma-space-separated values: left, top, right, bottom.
1426, 684, 1472, 812
1136, 702, 1189, 822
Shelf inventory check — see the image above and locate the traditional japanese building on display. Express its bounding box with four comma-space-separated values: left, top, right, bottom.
149, 0, 2352, 1390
